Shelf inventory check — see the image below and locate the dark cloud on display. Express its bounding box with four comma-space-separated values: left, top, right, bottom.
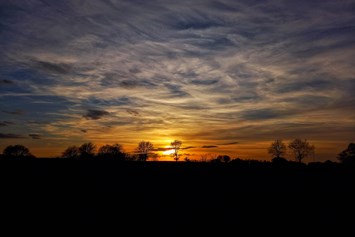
83, 109, 110, 120
27, 120, 51, 125
1, 95, 74, 123
202, 145, 219, 148
29, 134, 41, 139
153, 147, 173, 152
35, 61, 72, 74
220, 142, 239, 145
101, 74, 157, 89
171, 17, 223, 30
0, 121, 14, 127
285, 95, 333, 109
0, 79, 13, 85
80, 129, 87, 133
127, 109, 139, 116
182, 146, 196, 150
275, 79, 333, 94
2, 110, 24, 115
240, 109, 291, 120
190, 79, 219, 86
2, 68, 56, 88
0, 133, 26, 139
85, 96, 135, 107
208, 1, 240, 12
164, 84, 190, 98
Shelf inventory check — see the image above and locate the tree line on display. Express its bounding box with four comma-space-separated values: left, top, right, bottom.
61, 139, 182, 161
1, 139, 354, 164
268, 138, 315, 163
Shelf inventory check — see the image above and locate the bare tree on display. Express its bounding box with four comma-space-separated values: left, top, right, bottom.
3, 145, 34, 158
268, 139, 287, 159
62, 146, 80, 158
79, 142, 96, 158
171, 140, 182, 162
288, 139, 315, 163
98, 144, 124, 159
200, 153, 210, 162
135, 141, 154, 161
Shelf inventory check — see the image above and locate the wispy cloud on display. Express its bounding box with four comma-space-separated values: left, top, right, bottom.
219, 142, 239, 145
0, 121, 14, 127
0, 133, 26, 139
0, 0, 354, 160
29, 134, 42, 139
0, 79, 14, 85
83, 109, 110, 120
2, 110, 24, 115
202, 145, 219, 148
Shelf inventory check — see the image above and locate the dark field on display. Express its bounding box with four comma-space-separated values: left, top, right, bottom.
1, 159, 354, 235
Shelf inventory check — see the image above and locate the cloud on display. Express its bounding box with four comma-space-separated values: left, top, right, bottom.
0, 0, 354, 160
127, 109, 139, 116
182, 146, 196, 150
29, 134, 41, 139
153, 147, 173, 152
240, 109, 291, 120
273, 76, 334, 94
0, 79, 14, 85
83, 109, 110, 120
0, 121, 14, 127
0, 133, 26, 139
201, 145, 219, 148
81, 129, 87, 133
220, 142, 239, 145
35, 61, 72, 74
2, 110, 24, 115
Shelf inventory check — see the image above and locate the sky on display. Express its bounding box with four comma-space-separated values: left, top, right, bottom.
0, 0, 354, 161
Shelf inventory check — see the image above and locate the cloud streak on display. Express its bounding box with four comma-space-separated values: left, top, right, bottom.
0, 121, 14, 127
0, 0, 354, 160
29, 134, 42, 139
83, 109, 110, 120
0, 133, 26, 139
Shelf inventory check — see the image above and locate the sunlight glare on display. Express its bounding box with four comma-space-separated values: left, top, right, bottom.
162, 147, 174, 155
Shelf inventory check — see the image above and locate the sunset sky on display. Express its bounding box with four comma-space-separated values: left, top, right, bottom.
0, 0, 354, 161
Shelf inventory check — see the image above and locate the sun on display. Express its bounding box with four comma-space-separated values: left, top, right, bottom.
162, 147, 175, 155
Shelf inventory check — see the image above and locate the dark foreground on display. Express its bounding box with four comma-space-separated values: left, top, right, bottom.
0, 159, 354, 235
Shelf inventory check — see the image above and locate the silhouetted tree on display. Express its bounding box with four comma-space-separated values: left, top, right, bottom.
200, 153, 210, 162
3, 145, 34, 158
79, 142, 96, 159
98, 144, 124, 159
268, 139, 287, 159
337, 143, 355, 164
221, 155, 231, 163
135, 141, 154, 161
288, 139, 315, 163
201, 153, 219, 162
62, 146, 80, 158
171, 140, 182, 162
211, 155, 231, 163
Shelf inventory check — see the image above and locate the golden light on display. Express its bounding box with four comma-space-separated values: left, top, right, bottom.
162, 146, 174, 155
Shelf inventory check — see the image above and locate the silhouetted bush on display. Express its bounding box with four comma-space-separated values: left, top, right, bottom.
2, 145, 35, 158
337, 143, 355, 164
